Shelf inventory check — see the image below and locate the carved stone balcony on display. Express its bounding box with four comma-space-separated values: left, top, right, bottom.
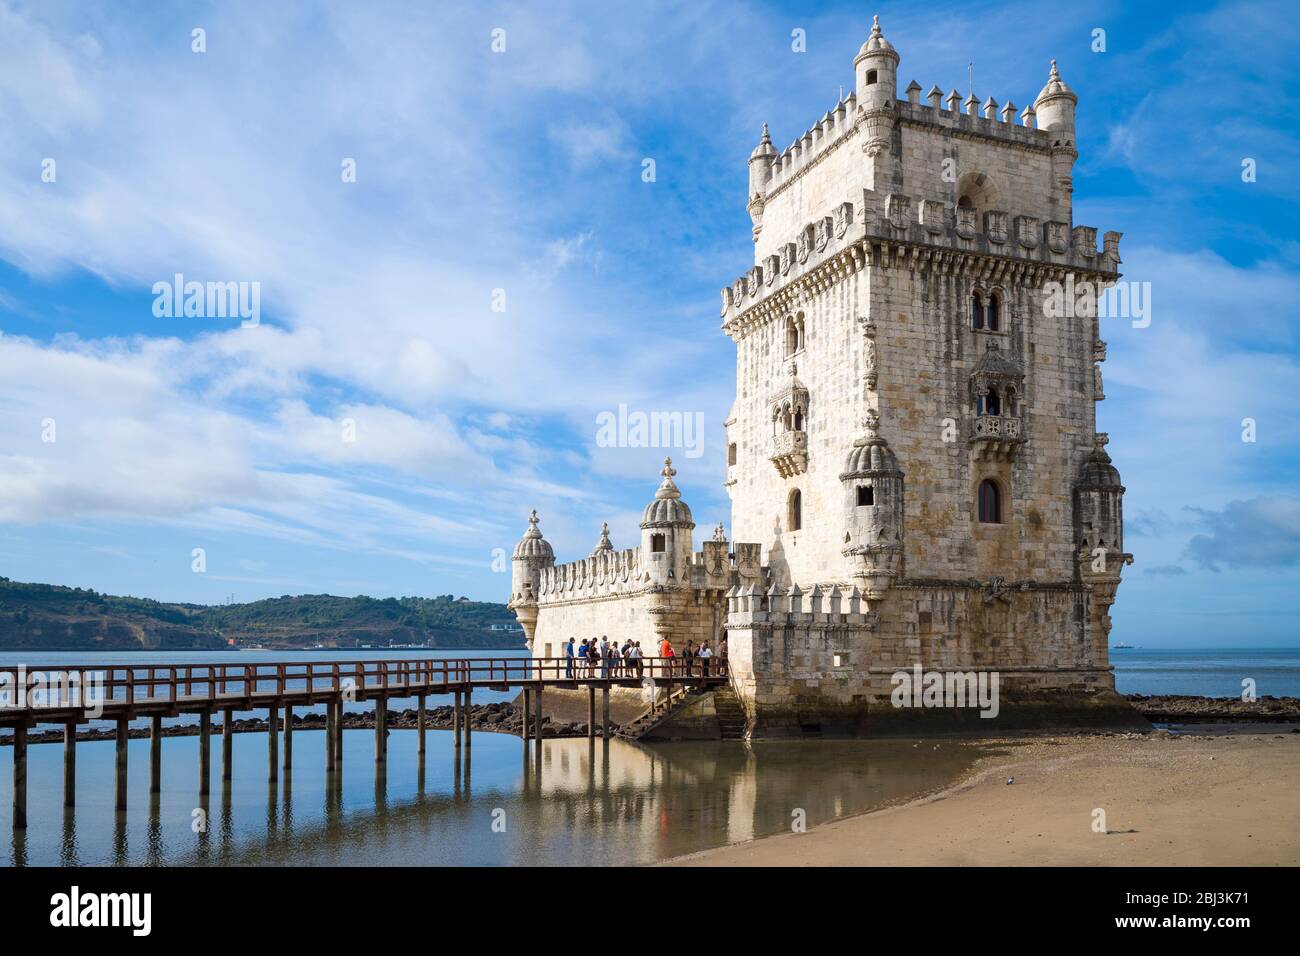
769, 429, 808, 478
970, 415, 1025, 460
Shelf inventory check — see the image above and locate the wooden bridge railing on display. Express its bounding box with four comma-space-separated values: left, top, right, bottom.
0, 656, 728, 717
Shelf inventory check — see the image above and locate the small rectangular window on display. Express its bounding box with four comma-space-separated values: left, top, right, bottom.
866, 69, 878, 85
651, 534, 666, 553
728, 442, 737, 466
857, 485, 874, 506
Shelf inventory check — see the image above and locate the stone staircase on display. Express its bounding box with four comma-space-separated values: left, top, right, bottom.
712, 684, 748, 740
617, 685, 701, 740
617, 682, 749, 741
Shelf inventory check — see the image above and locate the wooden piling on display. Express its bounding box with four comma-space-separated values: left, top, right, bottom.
334, 700, 344, 769
602, 686, 610, 739
587, 685, 596, 739
534, 686, 544, 742
325, 700, 336, 772
267, 705, 279, 783
198, 711, 211, 796
283, 704, 293, 770
149, 714, 162, 793
12, 724, 27, 829
522, 688, 531, 742
453, 691, 462, 749
63, 721, 76, 807
463, 689, 471, 750
375, 696, 387, 764
114, 717, 128, 811
221, 708, 233, 782
417, 694, 426, 757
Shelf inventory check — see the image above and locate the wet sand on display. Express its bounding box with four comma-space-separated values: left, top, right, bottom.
669, 730, 1300, 866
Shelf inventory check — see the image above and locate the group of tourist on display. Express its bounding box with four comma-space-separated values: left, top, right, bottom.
562, 636, 727, 680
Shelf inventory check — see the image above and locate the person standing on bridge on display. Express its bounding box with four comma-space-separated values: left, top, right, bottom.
698, 641, 712, 677
565, 638, 576, 679
683, 640, 696, 678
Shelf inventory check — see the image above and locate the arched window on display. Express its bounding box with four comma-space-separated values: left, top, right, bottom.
789, 489, 803, 531
971, 292, 984, 330
986, 292, 1001, 332
977, 479, 1001, 524
785, 318, 799, 356
978, 388, 1000, 417
793, 408, 804, 431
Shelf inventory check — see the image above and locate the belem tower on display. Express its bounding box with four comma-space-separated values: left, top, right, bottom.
508, 16, 1142, 736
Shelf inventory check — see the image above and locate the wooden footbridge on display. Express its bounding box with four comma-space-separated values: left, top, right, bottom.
0, 656, 729, 829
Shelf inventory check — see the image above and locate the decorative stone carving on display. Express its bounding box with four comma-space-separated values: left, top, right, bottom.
834, 201, 854, 238
984, 210, 1009, 245
886, 194, 911, 231
764, 254, 779, 285
779, 241, 795, 275
797, 224, 814, 263
919, 199, 945, 235
1015, 215, 1040, 249
720, 286, 733, 314
859, 316, 879, 391
1046, 221, 1069, 253
815, 215, 833, 252
956, 205, 977, 239
1072, 225, 1097, 258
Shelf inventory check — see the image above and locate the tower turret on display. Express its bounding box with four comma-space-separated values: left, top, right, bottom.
854, 15, 899, 158
1034, 59, 1079, 213
508, 509, 554, 648
640, 457, 695, 587
1074, 434, 1132, 654
747, 124, 776, 243
840, 411, 905, 600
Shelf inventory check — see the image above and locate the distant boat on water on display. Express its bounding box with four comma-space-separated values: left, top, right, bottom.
1111, 643, 1134, 649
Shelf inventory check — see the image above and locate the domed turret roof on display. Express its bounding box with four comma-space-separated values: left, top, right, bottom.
749, 123, 776, 162
640, 458, 695, 528
1077, 434, 1123, 490
512, 510, 555, 560
1035, 59, 1077, 105
840, 412, 903, 479
856, 15, 897, 60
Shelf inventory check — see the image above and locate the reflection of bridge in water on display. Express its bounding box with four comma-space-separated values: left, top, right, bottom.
0, 656, 728, 831
18, 731, 980, 866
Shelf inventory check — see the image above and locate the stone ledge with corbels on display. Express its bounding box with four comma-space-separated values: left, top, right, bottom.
724, 191, 1120, 322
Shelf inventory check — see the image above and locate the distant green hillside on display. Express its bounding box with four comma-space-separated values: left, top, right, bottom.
0, 577, 523, 651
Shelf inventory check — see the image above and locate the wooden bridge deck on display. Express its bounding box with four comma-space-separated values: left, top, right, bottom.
0, 656, 730, 830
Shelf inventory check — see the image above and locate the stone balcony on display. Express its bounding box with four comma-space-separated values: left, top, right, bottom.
970, 415, 1025, 461
769, 429, 808, 477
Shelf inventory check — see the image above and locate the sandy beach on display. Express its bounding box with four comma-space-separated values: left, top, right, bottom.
670, 729, 1300, 866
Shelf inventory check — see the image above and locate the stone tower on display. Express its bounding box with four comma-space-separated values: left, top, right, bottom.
511, 15, 1140, 737
719, 15, 1138, 734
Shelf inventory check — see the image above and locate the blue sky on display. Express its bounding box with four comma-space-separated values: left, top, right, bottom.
0, 0, 1296, 647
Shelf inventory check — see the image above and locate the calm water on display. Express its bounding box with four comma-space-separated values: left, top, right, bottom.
1, 646, 1295, 866
0, 729, 988, 866
1111, 647, 1300, 697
